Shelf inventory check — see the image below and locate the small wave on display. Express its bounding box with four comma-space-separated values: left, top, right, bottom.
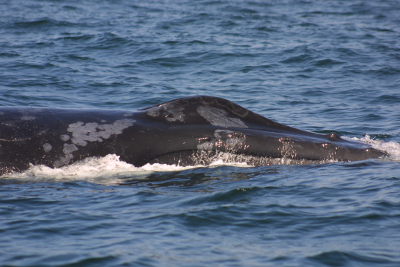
307, 250, 394, 266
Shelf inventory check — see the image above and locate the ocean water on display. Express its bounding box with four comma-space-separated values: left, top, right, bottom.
1, 0, 400, 266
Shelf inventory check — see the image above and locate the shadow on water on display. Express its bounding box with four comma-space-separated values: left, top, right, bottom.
119, 166, 277, 188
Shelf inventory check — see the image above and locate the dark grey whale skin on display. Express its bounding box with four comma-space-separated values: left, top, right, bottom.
0, 96, 385, 175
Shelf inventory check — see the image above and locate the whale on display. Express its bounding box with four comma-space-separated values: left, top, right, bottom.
0, 95, 385, 175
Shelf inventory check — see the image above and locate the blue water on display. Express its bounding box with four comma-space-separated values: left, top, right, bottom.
1, 0, 400, 266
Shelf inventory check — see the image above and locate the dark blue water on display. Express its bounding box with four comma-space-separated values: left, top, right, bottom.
1, 0, 400, 266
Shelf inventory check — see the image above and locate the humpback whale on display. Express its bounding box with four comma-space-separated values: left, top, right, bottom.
0, 96, 385, 175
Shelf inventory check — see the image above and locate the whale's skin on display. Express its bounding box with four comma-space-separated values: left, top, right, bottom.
0, 96, 385, 175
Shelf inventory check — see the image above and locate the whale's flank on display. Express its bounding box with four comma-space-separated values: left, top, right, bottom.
0, 96, 385, 175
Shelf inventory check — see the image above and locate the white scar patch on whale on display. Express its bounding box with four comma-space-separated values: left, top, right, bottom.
54, 144, 78, 167
43, 143, 52, 153
66, 119, 135, 147
63, 143, 78, 154
146, 104, 185, 122
54, 119, 135, 167
60, 134, 70, 142
197, 106, 248, 128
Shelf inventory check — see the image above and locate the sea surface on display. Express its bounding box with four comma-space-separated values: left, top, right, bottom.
1, 0, 400, 266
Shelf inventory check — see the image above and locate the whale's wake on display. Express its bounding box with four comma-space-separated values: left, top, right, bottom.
2, 136, 398, 185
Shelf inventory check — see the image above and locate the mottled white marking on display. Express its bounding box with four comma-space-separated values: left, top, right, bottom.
67, 119, 135, 147
197, 129, 246, 151
60, 134, 70, 141
197, 106, 248, 128
68, 122, 98, 146
21, 115, 36, 121
63, 143, 78, 154
214, 129, 235, 138
214, 129, 246, 150
165, 106, 185, 122
53, 144, 79, 167
146, 108, 159, 117
54, 153, 74, 168
54, 119, 135, 167
197, 140, 214, 150
43, 143, 52, 153
146, 104, 185, 122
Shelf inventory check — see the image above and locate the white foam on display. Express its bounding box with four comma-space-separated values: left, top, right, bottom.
209, 159, 249, 167
2, 155, 196, 185
2, 154, 251, 185
345, 135, 400, 161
